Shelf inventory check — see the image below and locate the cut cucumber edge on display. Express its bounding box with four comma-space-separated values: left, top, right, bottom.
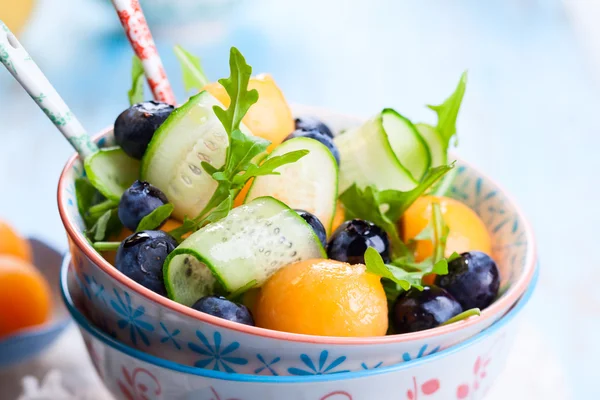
140, 90, 212, 179
163, 247, 223, 306
245, 137, 339, 233
382, 108, 431, 181
334, 112, 417, 192
415, 123, 448, 166
84, 147, 140, 201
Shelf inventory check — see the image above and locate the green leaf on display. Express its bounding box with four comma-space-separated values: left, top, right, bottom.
448, 252, 461, 262
128, 56, 145, 105
440, 308, 481, 326
340, 184, 410, 259
75, 178, 98, 228
427, 71, 467, 148
432, 258, 449, 275
377, 163, 454, 222
167, 216, 197, 243
225, 129, 269, 175
203, 195, 234, 225
232, 149, 309, 185
226, 279, 258, 301
212, 47, 259, 136
364, 247, 422, 291
174, 45, 209, 92
93, 210, 113, 241
136, 204, 174, 232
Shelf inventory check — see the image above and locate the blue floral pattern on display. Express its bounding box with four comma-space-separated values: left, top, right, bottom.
402, 344, 440, 362
254, 354, 281, 375
110, 288, 154, 347
361, 361, 383, 370
288, 351, 349, 376
188, 331, 247, 373
160, 322, 181, 350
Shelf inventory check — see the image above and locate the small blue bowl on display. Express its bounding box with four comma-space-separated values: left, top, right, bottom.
0, 239, 71, 368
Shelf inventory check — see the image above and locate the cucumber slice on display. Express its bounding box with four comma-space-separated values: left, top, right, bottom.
164, 196, 326, 306
382, 109, 431, 180
141, 91, 248, 221
334, 112, 417, 192
84, 147, 140, 201
244, 137, 338, 233
415, 123, 447, 166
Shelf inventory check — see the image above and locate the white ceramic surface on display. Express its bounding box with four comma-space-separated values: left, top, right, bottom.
57, 106, 537, 375
62, 256, 540, 400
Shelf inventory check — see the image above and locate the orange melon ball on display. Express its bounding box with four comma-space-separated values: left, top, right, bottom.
255, 259, 388, 337
0, 256, 51, 337
0, 220, 32, 263
402, 196, 492, 262
205, 74, 294, 152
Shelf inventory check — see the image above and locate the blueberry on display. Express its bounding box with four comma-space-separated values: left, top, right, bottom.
326, 219, 390, 264
192, 296, 255, 326
115, 230, 178, 296
295, 117, 333, 138
391, 286, 463, 334
435, 251, 500, 310
114, 101, 174, 159
118, 180, 169, 231
295, 209, 327, 247
284, 129, 340, 165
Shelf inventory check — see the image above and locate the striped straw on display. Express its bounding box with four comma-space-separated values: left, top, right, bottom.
0, 20, 98, 158
111, 0, 176, 105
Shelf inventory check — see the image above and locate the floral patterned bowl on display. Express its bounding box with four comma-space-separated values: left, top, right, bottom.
62, 255, 539, 400
57, 105, 537, 375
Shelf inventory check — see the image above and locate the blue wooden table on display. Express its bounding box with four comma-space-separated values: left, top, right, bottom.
0, 0, 596, 398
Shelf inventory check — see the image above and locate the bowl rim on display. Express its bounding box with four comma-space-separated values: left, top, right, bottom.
57, 124, 538, 345
61, 254, 539, 383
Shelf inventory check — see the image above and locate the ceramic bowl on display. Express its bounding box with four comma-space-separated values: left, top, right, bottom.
0, 239, 71, 368
57, 106, 537, 375
62, 254, 539, 400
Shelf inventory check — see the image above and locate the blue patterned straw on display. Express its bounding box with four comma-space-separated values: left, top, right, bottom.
0, 20, 98, 158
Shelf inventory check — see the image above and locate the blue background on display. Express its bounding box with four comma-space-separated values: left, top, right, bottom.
0, 0, 597, 397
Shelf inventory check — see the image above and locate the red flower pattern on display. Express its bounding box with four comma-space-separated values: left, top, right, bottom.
320, 391, 353, 400
114, 0, 175, 104
117, 366, 162, 400
406, 376, 441, 399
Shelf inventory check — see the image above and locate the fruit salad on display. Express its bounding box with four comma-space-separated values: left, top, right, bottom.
76, 47, 499, 337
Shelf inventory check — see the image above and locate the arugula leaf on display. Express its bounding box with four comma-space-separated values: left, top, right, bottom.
136, 204, 174, 232
75, 178, 98, 228
364, 247, 423, 291
128, 56, 145, 105
232, 149, 309, 185
92, 210, 113, 241
167, 47, 307, 240
340, 185, 409, 259
225, 130, 270, 174
212, 47, 259, 136
426, 71, 467, 148
377, 163, 454, 222
174, 45, 209, 92
448, 251, 461, 262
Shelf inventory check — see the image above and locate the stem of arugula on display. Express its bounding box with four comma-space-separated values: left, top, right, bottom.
92, 242, 121, 251
440, 308, 481, 326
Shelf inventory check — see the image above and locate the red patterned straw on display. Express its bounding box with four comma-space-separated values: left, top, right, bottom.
111, 0, 176, 105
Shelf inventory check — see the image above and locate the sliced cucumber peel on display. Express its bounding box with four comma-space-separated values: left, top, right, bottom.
164, 196, 326, 306
84, 147, 140, 201
245, 137, 339, 234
